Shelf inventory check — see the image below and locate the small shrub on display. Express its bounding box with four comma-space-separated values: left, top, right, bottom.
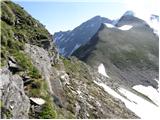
12, 51, 41, 78
1, 21, 14, 46
29, 66, 41, 79
12, 51, 30, 69
0, 100, 3, 108
39, 102, 57, 119
1, 2, 15, 25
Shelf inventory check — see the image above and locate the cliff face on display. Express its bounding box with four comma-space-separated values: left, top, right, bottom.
0, 1, 143, 119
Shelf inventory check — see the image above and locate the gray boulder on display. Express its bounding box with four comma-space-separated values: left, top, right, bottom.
0, 67, 30, 119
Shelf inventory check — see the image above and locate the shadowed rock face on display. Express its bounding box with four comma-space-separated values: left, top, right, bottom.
53, 16, 112, 57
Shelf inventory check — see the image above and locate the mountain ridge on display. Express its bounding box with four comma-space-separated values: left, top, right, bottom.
53, 15, 112, 56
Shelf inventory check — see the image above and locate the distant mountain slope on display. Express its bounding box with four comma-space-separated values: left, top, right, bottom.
53, 16, 112, 56
53, 11, 159, 118
72, 13, 159, 89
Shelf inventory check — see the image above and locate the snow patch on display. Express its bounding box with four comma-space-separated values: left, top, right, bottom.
133, 85, 160, 106
154, 78, 158, 83
98, 63, 109, 78
104, 23, 115, 28
104, 23, 133, 31
118, 25, 133, 30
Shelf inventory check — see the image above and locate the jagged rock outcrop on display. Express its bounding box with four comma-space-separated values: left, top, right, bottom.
24, 43, 66, 107
0, 67, 30, 119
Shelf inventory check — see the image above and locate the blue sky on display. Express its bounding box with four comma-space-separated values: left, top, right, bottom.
13, 0, 159, 34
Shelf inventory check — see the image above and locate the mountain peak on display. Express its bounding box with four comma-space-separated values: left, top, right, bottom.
92, 15, 101, 18
123, 10, 135, 17
88, 15, 112, 23
54, 15, 112, 56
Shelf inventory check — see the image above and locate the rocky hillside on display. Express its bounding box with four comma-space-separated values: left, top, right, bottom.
0, 1, 140, 119
73, 13, 159, 89
70, 11, 159, 118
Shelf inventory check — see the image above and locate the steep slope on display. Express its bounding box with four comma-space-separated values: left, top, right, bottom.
0, 1, 58, 118
53, 16, 112, 56
0, 1, 139, 119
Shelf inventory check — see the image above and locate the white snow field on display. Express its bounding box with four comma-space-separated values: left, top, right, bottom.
98, 63, 110, 78
94, 81, 160, 119
133, 85, 160, 106
104, 23, 115, 28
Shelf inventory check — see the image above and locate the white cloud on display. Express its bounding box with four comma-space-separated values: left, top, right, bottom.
124, 0, 160, 21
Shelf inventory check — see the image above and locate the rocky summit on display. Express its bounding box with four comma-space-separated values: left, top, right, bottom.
0, 1, 159, 119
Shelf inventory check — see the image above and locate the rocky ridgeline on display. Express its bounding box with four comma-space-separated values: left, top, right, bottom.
0, 1, 139, 119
